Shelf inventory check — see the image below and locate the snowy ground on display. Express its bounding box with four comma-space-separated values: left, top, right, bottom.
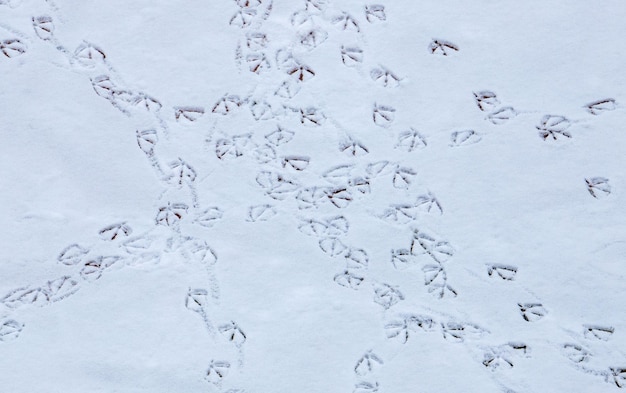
1, 0, 626, 392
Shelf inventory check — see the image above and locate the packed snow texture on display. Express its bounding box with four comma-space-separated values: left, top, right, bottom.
1, 0, 626, 392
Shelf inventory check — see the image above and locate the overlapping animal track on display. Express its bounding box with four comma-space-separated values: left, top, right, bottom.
390, 229, 457, 298
1, 0, 624, 391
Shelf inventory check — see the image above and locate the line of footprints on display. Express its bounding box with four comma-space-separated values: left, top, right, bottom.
0, 0, 623, 390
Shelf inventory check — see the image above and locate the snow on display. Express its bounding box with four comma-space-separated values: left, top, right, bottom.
1, 0, 626, 392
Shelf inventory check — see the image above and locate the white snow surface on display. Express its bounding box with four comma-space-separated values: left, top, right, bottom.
1, 0, 626, 392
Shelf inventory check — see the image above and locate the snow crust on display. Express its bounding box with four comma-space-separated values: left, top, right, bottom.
1, 1, 625, 392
